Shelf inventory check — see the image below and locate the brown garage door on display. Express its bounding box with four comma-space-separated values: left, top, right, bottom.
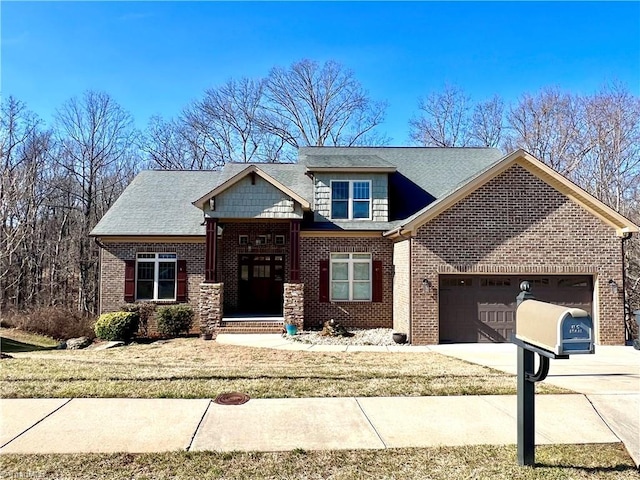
439, 275, 593, 343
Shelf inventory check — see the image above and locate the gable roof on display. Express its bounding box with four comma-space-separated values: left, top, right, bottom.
192, 163, 311, 210
90, 170, 222, 236
384, 149, 640, 237
300, 147, 505, 223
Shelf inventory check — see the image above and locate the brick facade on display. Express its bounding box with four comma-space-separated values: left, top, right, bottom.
409, 164, 624, 345
300, 235, 393, 329
99, 241, 205, 324
392, 239, 411, 338
97, 164, 626, 345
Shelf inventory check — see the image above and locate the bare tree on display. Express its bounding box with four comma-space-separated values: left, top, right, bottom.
409, 84, 472, 147
503, 87, 586, 177
471, 95, 504, 147
0, 97, 51, 308
54, 90, 139, 313
263, 59, 387, 148
577, 82, 640, 214
185, 77, 288, 165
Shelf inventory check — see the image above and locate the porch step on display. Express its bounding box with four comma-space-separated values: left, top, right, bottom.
218, 318, 284, 334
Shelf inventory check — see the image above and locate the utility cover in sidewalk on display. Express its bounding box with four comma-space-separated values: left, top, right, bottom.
214, 392, 250, 405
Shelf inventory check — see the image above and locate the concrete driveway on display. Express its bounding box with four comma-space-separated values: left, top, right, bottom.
430, 343, 640, 467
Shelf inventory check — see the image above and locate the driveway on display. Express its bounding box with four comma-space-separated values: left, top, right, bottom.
430, 343, 640, 467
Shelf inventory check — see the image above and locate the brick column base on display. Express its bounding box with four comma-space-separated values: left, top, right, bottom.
199, 283, 224, 333
283, 283, 304, 330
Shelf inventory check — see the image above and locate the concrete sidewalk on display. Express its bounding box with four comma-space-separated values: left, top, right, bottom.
1, 336, 636, 468
0, 394, 620, 454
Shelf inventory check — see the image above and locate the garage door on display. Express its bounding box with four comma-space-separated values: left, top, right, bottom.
439, 275, 593, 343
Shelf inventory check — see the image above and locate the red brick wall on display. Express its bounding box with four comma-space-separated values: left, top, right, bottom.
410, 164, 624, 345
300, 235, 393, 329
99, 242, 205, 326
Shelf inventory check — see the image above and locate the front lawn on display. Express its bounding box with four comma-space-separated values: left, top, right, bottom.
0, 332, 567, 398
1, 444, 637, 479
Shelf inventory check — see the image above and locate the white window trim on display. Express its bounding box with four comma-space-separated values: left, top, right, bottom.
329, 180, 372, 220
135, 253, 177, 301
330, 252, 372, 302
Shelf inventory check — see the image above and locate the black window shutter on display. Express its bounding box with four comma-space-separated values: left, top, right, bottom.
176, 260, 187, 302
372, 260, 383, 303
124, 260, 135, 303
319, 259, 329, 302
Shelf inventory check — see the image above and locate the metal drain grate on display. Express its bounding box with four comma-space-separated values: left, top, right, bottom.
213, 392, 250, 405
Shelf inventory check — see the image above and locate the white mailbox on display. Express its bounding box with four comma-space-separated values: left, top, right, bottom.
515, 300, 594, 356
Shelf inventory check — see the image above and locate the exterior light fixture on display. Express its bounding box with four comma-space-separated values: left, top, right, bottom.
608, 279, 619, 294
422, 278, 432, 293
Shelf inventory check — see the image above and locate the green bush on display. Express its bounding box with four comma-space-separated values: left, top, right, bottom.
94, 311, 140, 341
120, 302, 156, 337
156, 304, 194, 337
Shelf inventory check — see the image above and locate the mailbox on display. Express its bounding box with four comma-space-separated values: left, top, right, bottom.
515, 300, 594, 356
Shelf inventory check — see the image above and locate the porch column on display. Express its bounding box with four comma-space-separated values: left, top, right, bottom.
290, 219, 301, 283
205, 218, 218, 283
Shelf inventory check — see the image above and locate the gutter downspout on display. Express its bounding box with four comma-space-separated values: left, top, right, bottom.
93, 237, 107, 316
622, 232, 633, 342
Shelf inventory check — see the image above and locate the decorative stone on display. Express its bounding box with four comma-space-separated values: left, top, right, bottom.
321, 319, 353, 337
66, 337, 92, 350
92, 341, 125, 351
283, 283, 304, 330
199, 283, 224, 333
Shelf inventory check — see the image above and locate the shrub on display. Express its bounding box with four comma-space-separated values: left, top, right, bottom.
94, 311, 140, 342
120, 302, 156, 337
156, 304, 194, 337
1, 307, 96, 340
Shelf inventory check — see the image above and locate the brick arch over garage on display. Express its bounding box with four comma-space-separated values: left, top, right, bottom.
409, 164, 623, 345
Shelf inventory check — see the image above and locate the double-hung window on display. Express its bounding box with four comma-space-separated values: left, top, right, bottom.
330, 180, 371, 220
330, 253, 372, 301
136, 253, 177, 301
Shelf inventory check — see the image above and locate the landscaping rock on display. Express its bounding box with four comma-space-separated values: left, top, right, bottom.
92, 341, 125, 351
66, 336, 92, 350
56, 341, 67, 350
321, 319, 354, 337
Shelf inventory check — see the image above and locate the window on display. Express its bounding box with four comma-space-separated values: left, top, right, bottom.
136, 253, 177, 300
330, 253, 371, 301
239, 235, 249, 245
275, 235, 286, 246
330, 180, 371, 220
256, 235, 268, 245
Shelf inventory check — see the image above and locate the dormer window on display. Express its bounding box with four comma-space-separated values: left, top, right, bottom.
330, 180, 371, 220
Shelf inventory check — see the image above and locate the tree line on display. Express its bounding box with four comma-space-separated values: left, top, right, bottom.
1, 59, 639, 325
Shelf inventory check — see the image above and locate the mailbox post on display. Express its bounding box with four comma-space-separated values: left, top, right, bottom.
512, 281, 594, 466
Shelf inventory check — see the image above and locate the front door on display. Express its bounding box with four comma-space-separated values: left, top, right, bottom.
238, 254, 285, 314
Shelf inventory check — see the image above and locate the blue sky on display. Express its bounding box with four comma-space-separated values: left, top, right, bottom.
2, 1, 639, 144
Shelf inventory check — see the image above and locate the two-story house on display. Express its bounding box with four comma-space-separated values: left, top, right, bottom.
90, 147, 638, 345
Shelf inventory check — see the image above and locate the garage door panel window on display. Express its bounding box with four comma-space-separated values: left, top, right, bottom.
330, 253, 371, 301
136, 253, 177, 301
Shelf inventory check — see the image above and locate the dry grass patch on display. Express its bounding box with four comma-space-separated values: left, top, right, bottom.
0, 444, 636, 479
1, 336, 567, 398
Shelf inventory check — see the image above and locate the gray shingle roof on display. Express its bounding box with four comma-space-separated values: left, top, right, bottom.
90, 170, 221, 236
300, 147, 504, 221
304, 154, 395, 169
91, 148, 504, 236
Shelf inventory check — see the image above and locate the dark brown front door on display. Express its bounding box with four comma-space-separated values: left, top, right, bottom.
439, 275, 593, 343
238, 254, 284, 314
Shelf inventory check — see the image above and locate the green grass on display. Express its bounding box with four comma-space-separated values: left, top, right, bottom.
0, 328, 59, 353
0, 334, 568, 399
0, 444, 636, 479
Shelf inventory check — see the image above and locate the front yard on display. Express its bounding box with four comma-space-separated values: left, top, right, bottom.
2, 329, 638, 478
0, 329, 567, 399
